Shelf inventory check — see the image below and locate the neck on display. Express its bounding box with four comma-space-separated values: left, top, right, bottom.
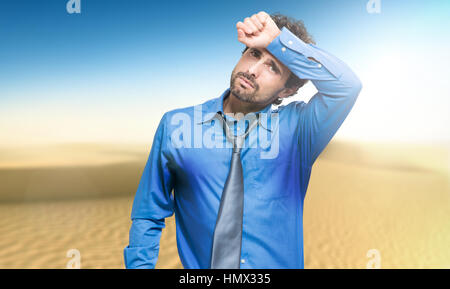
223, 92, 270, 120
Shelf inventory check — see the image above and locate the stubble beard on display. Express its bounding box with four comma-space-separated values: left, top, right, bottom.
229, 71, 260, 103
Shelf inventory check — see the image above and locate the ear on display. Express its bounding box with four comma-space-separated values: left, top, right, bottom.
277, 86, 300, 99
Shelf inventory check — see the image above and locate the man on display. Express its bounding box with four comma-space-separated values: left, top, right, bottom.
124, 11, 362, 269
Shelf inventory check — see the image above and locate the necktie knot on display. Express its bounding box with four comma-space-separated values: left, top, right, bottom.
216, 112, 259, 151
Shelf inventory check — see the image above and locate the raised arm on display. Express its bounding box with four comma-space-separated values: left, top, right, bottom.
237, 11, 362, 166
124, 113, 175, 269
266, 27, 362, 165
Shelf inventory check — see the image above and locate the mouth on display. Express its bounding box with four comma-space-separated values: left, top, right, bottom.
238, 76, 254, 89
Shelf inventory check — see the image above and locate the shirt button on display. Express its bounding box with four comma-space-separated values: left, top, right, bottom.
317, 63, 322, 68
288, 40, 293, 45
241, 259, 246, 264
281, 47, 286, 52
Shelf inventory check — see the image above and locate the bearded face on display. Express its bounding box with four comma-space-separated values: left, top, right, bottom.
229, 47, 291, 106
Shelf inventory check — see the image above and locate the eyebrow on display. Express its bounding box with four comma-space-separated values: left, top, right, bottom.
250, 48, 281, 74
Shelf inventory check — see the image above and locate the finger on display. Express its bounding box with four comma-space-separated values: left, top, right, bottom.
257, 11, 269, 25
237, 28, 246, 41
251, 14, 263, 30
244, 17, 259, 34
237, 21, 252, 35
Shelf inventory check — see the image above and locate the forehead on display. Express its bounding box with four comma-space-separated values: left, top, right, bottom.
245, 47, 289, 75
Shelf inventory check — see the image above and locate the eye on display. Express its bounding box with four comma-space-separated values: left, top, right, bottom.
268, 64, 279, 74
250, 49, 259, 57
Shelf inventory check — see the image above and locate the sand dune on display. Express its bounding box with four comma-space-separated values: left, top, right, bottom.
0, 143, 148, 168
0, 140, 448, 268
0, 162, 144, 202
0, 143, 148, 202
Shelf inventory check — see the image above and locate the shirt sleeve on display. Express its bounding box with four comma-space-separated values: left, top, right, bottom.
266, 27, 362, 166
123, 112, 175, 269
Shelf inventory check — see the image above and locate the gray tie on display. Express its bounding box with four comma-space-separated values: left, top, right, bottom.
210, 112, 259, 269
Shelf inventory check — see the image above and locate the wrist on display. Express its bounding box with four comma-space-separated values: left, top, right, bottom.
266, 29, 281, 47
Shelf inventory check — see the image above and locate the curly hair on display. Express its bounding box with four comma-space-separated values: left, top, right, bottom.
242, 13, 316, 105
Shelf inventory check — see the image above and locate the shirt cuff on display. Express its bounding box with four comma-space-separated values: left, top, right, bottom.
266, 27, 342, 79
124, 245, 159, 269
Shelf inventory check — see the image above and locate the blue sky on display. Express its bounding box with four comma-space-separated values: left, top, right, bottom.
0, 0, 449, 145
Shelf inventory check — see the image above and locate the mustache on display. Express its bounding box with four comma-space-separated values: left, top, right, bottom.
235, 72, 258, 89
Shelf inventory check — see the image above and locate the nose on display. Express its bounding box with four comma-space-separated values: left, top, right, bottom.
247, 59, 264, 78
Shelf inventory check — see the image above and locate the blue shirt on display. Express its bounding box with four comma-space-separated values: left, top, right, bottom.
124, 27, 362, 269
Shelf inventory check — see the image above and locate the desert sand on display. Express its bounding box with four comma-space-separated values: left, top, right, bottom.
0, 140, 448, 268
